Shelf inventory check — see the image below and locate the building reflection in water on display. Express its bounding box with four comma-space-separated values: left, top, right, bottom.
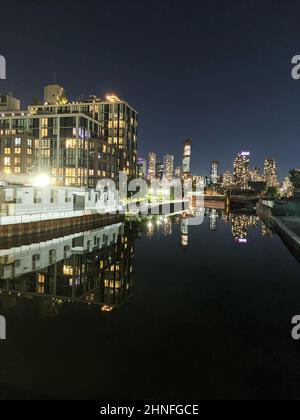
0, 223, 135, 316
261, 223, 273, 237
231, 214, 260, 244
0, 210, 274, 316
209, 209, 218, 231
181, 218, 189, 248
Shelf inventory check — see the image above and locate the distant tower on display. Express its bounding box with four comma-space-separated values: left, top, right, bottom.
137, 157, 147, 179
234, 152, 250, 189
210, 161, 219, 185
182, 139, 192, 179
264, 158, 278, 188
222, 170, 233, 188
148, 152, 156, 181
164, 154, 174, 181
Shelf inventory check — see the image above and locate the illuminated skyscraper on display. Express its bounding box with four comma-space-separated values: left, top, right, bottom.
137, 157, 147, 179
175, 166, 182, 179
164, 154, 174, 181
264, 158, 278, 188
148, 152, 156, 181
249, 166, 262, 182
222, 170, 233, 188
282, 176, 293, 197
234, 152, 250, 189
182, 139, 192, 179
156, 160, 164, 180
210, 161, 219, 185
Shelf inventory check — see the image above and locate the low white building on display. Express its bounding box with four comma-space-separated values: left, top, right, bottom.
0, 185, 121, 225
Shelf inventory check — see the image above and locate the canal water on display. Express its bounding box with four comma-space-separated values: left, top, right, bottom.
0, 209, 300, 400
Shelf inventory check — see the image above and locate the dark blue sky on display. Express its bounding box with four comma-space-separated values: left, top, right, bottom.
1, 0, 300, 178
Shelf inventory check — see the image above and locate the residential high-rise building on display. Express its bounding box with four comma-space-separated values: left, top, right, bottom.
249, 166, 262, 182
164, 154, 174, 181
234, 152, 250, 189
182, 139, 192, 179
148, 152, 156, 181
137, 157, 147, 179
156, 160, 164, 180
99, 95, 138, 178
0, 87, 123, 187
210, 160, 219, 185
264, 158, 278, 188
222, 170, 233, 188
282, 177, 293, 197
175, 166, 182, 179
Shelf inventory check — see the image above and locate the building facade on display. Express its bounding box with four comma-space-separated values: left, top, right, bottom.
234, 152, 250, 189
0, 87, 138, 187
148, 152, 156, 181
99, 95, 138, 178
264, 158, 278, 188
182, 139, 192, 179
163, 154, 174, 181
210, 160, 219, 185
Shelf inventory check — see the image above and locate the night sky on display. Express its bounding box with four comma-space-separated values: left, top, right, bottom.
1, 0, 300, 178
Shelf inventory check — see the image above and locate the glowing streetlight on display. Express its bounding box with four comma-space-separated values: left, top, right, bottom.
34, 174, 51, 187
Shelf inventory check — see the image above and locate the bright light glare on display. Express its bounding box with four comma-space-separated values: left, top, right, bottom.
34, 174, 51, 187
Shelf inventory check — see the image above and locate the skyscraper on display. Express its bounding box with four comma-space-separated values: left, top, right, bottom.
156, 160, 164, 180
264, 158, 278, 188
137, 157, 147, 179
222, 170, 233, 188
164, 154, 174, 181
175, 166, 182, 179
148, 152, 156, 181
182, 139, 192, 179
251, 166, 262, 182
234, 152, 250, 189
210, 161, 219, 185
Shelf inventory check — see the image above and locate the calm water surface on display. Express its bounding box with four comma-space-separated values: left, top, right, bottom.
0, 209, 300, 400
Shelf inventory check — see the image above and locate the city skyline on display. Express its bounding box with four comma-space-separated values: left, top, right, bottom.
1, 1, 300, 178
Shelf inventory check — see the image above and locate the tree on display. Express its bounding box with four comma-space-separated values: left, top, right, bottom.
265, 186, 278, 198
32, 96, 42, 106
289, 169, 300, 189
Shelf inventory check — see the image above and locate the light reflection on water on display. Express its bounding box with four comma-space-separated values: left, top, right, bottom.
0, 208, 276, 317
0, 208, 300, 399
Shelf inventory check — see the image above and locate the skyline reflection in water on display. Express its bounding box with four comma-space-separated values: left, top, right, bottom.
0, 210, 279, 318
0, 208, 299, 400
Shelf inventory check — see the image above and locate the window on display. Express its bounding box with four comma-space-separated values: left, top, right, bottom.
66, 139, 76, 149
15, 148, 21, 154
4, 148, 11, 154
14, 167, 21, 173
4, 157, 10, 166
15, 137, 21, 146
